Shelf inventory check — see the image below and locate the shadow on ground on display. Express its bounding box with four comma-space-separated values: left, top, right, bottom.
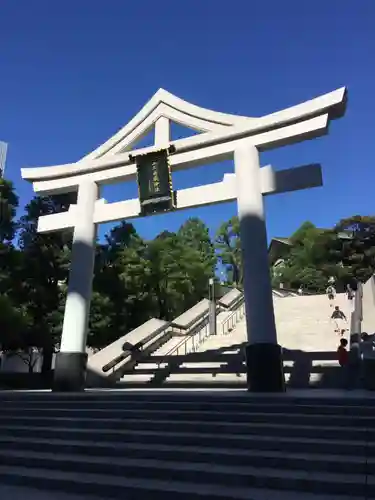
92, 342, 344, 390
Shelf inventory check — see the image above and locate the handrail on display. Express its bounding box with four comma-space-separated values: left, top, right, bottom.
102, 321, 171, 373
158, 297, 246, 364
158, 315, 211, 365
220, 299, 245, 335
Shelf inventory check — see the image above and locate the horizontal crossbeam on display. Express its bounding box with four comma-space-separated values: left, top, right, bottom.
37, 163, 322, 233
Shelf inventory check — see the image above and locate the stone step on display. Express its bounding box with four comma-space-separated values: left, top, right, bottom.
3, 398, 375, 415
162, 371, 326, 383
118, 356, 343, 387
165, 373, 245, 383
119, 373, 152, 383
1, 416, 374, 441
1, 407, 374, 427
1, 392, 374, 498
0, 438, 373, 475
0, 424, 374, 456
152, 335, 187, 357
0, 483, 359, 500
0, 484, 99, 500
0, 460, 371, 498
197, 292, 352, 355
1, 391, 375, 406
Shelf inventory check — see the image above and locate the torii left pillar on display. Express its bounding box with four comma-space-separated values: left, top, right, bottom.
53, 180, 98, 391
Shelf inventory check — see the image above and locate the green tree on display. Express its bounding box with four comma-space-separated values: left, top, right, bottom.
272, 221, 341, 292
148, 232, 191, 319
0, 180, 27, 357
16, 194, 75, 372
215, 216, 242, 285
147, 226, 213, 320
89, 221, 153, 348
334, 215, 375, 283
0, 178, 18, 243
178, 217, 216, 294
0, 179, 19, 294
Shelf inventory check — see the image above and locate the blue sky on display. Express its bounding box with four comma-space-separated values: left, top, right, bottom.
1, 0, 374, 243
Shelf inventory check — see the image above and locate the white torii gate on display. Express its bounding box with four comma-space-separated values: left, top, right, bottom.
22, 87, 347, 392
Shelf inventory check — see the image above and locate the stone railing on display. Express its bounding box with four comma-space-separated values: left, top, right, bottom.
162, 297, 246, 359
162, 316, 211, 359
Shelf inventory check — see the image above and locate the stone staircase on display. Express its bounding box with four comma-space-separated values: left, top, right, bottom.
121, 293, 352, 388
0, 391, 374, 499
182, 293, 352, 386
119, 307, 244, 386
200, 293, 351, 354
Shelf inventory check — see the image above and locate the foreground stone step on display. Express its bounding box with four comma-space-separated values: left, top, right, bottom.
0, 416, 373, 441
0, 392, 374, 498
0, 484, 98, 500
0, 425, 372, 456
0, 483, 359, 500
1, 391, 374, 404
1, 407, 374, 427
0, 462, 371, 498
0, 442, 373, 475
2, 396, 375, 414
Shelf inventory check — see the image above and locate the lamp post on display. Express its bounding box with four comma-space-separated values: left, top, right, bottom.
208, 278, 217, 336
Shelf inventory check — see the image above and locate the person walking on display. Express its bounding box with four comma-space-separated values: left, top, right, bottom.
346, 284, 354, 302
331, 306, 347, 336
326, 284, 336, 307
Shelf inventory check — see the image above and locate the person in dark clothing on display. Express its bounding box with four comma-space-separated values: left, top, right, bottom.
337, 338, 349, 367
331, 306, 347, 336
346, 284, 354, 301
337, 338, 349, 388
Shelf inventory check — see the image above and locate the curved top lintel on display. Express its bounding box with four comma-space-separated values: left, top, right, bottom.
22, 86, 347, 182
78, 88, 255, 162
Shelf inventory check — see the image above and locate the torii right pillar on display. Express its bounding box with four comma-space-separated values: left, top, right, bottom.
235, 141, 285, 392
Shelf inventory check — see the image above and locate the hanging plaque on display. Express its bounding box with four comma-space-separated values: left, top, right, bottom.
131, 146, 175, 216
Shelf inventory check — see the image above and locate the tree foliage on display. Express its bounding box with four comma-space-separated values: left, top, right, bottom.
271, 217, 375, 292
0, 195, 219, 365
215, 216, 242, 285
0, 178, 18, 243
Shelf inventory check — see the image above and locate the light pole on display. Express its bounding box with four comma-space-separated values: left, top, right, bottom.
208, 277, 217, 336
